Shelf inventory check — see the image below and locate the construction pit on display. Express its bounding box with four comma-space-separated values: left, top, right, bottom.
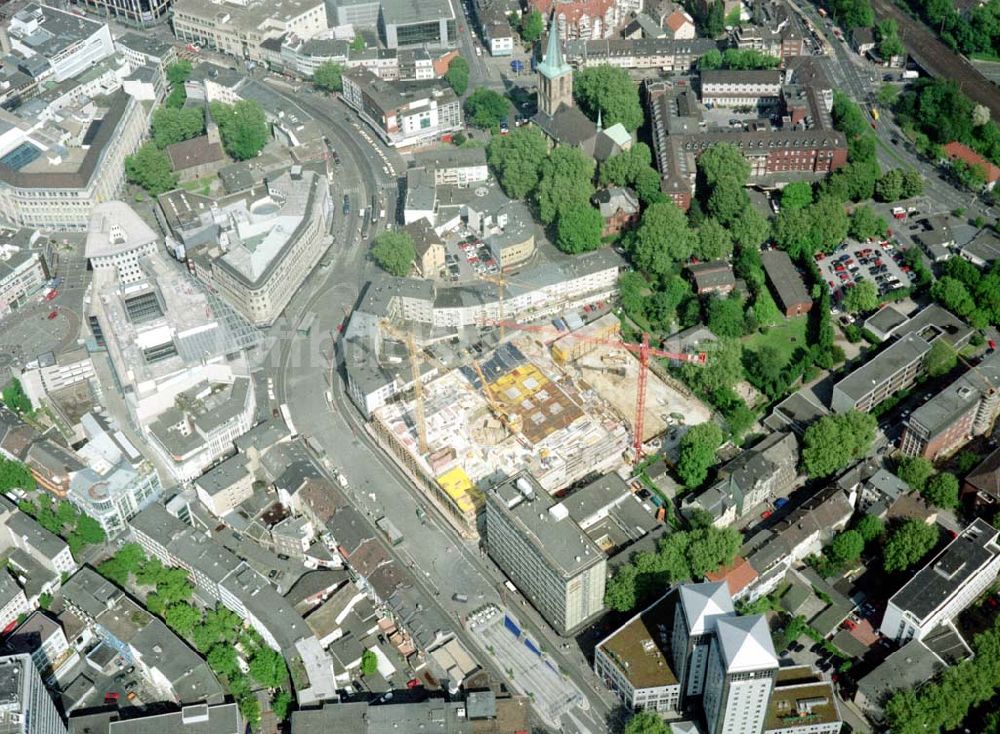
370, 314, 711, 536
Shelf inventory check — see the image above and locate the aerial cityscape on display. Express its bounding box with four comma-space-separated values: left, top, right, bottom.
0, 0, 996, 730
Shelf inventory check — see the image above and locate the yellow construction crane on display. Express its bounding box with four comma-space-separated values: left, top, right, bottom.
379, 321, 428, 453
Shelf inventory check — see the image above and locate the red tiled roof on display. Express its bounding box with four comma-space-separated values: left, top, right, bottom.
943, 141, 1000, 184
530, 0, 614, 24
665, 9, 691, 31
705, 556, 758, 596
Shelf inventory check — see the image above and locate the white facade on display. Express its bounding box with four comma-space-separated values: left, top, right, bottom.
0, 654, 67, 734
703, 616, 778, 734
0, 247, 46, 318
8, 4, 114, 83
881, 519, 1000, 642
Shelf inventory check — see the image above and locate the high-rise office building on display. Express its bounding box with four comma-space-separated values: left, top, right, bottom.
702, 615, 779, 734
0, 654, 67, 734
670, 581, 735, 708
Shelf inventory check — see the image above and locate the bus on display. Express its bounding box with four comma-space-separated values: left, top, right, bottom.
279, 403, 299, 438
370, 194, 379, 223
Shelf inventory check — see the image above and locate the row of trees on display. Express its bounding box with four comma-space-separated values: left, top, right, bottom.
930, 256, 1000, 329
898, 0, 1000, 59
897, 455, 961, 509
97, 544, 291, 723
17, 494, 105, 557
800, 410, 877, 478
697, 48, 781, 70
0, 457, 34, 495
605, 517, 741, 612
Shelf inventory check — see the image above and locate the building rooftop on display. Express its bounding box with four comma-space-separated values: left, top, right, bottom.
907, 350, 1000, 438
863, 305, 909, 339
832, 332, 931, 402
761, 249, 811, 311
965, 446, 1000, 499
172, 0, 325, 33
597, 592, 678, 690
380, 0, 454, 25
766, 667, 841, 732
9, 3, 106, 75
678, 581, 734, 636
888, 518, 1000, 624
856, 638, 944, 716
194, 455, 251, 499
343, 68, 457, 115
701, 69, 782, 86
107, 703, 240, 734
85, 201, 160, 261
487, 473, 605, 578
897, 303, 973, 347
715, 614, 777, 673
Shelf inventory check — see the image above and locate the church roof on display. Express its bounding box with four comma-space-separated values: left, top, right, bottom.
537, 13, 572, 80
678, 581, 734, 636
715, 615, 778, 673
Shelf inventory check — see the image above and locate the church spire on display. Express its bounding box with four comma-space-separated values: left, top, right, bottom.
537, 11, 571, 80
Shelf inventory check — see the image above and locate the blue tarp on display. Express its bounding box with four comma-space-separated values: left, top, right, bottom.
524, 638, 541, 656
504, 615, 521, 637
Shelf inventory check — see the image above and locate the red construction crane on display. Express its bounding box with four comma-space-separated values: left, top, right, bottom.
485, 319, 706, 461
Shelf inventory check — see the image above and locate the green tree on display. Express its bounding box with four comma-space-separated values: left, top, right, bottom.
780, 182, 813, 211
166, 60, 193, 86
687, 525, 741, 578
624, 710, 670, 734
752, 287, 782, 328
487, 126, 548, 198
743, 345, 788, 399
772, 207, 817, 260
810, 197, 851, 252
931, 276, 976, 318
830, 529, 865, 564
876, 20, 904, 60
875, 168, 904, 202
360, 649, 378, 676
900, 169, 924, 198
884, 519, 938, 573
272, 690, 293, 721
633, 166, 664, 205
599, 143, 652, 186
249, 646, 286, 688
210, 100, 269, 161
556, 205, 603, 254
801, 411, 877, 478
351, 34, 365, 51
165, 602, 202, 638
703, 0, 725, 35
720, 48, 781, 69
848, 204, 887, 241
898, 456, 935, 492
707, 294, 748, 338
695, 218, 733, 261
687, 338, 743, 394
925, 339, 958, 377
631, 201, 697, 278
924, 472, 959, 509
0, 458, 34, 493
698, 49, 723, 70
1, 379, 31, 414
536, 146, 596, 225
842, 281, 879, 314
730, 208, 770, 249
96, 543, 147, 586
520, 10, 543, 42
706, 177, 750, 226
371, 231, 415, 276
573, 65, 643, 131
856, 514, 885, 544
698, 142, 751, 187
125, 143, 178, 195
465, 88, 509, 131
239, 695, 261, 725
677, 422, 724, 488
445, 56, 470, 95
207, 644, 241, 679
605, 564, 640, 611
38, 593, 52, 610
312, 62, 343, 92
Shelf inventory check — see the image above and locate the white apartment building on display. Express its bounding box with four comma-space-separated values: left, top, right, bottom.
411, 148, 489, 187
0, 236, 46, 319
484, 475, 606, 635
0, 91, 150, 231
172, 0, 328, 64
194, 456, 253, 518
189, 168, 333, 327
700, 69, 783, 108
341, 68, 463, 148
7, 4, 114, 83
702, 615, 779, 734
881, 518, 1000, 643
671, 582, 735, 705
0, 573, 29, 632
0, 654, 67, 734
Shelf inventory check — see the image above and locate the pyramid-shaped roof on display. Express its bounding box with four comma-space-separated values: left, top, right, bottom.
537, 13, 572, 80
678, 581, 734, 636
715, 615, 778, 673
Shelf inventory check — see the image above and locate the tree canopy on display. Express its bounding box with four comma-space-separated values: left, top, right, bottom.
0, 457, 34, 494
151, 107, 205, 149
371, 231, 415, 276
445, 56, 470, 96
898, 456, 934, 491
801, 411, 877, 477
1, 379, 31, 414
520, 10, 543, 42
780, 182, 813, 211
312, 62, 343, 92
842, 281, 879, 314
125, 143, 178, 195
573, 65, 644, 131
465, 89, 509, 131
209, 100, 268, 161
923, 472, 959, 509
848, 204, 887, 241
166, 60, 193, 86
487, 126, 548, 198
535, 146, 596, 225
630, 201, 697, 279
556, 205, 603, 254
883, 518, 938, 573
925, 339, 958, 377
624, 711, 669, 734
676, 422, 724, 488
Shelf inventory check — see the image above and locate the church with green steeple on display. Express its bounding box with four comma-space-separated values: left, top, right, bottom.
532, 14, 631, 162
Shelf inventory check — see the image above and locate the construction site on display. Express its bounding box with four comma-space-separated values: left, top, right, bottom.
367, 313, 712, 538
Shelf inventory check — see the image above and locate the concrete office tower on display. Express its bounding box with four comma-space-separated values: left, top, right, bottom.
671, 581, 735, 708
703, 615, 778, 734
0, 654, 67, 734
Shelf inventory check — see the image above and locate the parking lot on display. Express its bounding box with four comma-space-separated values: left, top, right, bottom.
443, 234, 501, 282
815, 237, 913, 304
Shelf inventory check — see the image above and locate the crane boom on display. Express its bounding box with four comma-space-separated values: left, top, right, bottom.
379, 321, 428, 453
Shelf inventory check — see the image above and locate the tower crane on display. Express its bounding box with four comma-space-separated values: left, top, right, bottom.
485, 319, 706, 461
379, 321, 428, 453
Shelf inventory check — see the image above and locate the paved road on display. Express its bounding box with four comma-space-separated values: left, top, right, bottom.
258, 85, 616, 732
